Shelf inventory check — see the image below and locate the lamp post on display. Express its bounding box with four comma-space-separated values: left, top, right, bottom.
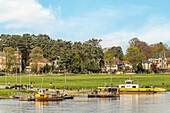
110, 70, 112, 86
29, 68, 30, 86
19, 54, 21, 89
16, 64, 17, 84
65, 67, 66, 87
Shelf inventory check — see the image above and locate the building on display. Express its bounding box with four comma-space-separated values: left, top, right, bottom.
51, 56, 60, 68
30, 58, 51, 71
123, 61, 132, 70
148, 53, 166, 69
142, 53, 166, 70
104, 57, 123, 72
0, 52, 5, 70
14, 48, 22, 72
142, 60, 153, 70
166, 57, 170, 68
0, 48, 22, 71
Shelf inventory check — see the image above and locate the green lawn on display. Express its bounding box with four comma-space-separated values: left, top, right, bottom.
0, 89, 37, 97
0, 74, 170, 91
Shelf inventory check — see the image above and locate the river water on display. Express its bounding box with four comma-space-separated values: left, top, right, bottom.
0, 93, 170, 113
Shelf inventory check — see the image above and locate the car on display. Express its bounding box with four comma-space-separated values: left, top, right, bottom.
20, 87, 27, 90
0, 73, 6, 76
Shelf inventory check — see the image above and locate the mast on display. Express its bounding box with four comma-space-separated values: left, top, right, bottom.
41, 78, 43, 89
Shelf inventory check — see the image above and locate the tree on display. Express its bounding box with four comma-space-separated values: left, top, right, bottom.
150, 42, 167, 56
3, 47, 16, 72
128, 37, 140, 47
104, 50, 114, 73
167, 47, 170, 57
68, 53, 82, 73
126, 46, 142, 71
128, 38, 154, 60
104, 46, 123, 60
104, 46, 123, 72
71, 38, 104, 73
58, 41, 72, 71
29, 47, 43, 72
137, 41, 153, 60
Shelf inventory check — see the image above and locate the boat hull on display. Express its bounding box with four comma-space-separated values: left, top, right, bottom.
64, 96, 74, 99
120, 88, 166, 93
19, 98, 35, 101
97, 94, 120, 98
35, 97, 64, 101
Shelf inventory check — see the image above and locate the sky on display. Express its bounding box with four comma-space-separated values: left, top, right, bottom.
1, 0, 170, 52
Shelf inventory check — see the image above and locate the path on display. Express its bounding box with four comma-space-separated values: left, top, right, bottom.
0, 85, 91, 94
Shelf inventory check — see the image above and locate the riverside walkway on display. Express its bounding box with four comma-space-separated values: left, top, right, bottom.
0, 84, 91, 94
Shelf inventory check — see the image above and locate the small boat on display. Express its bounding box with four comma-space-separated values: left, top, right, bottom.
88, 87, 120, 98
119, 80, 167, 93
64, 95, 74, 99
35, 89, 64, 101
19, 97, 35, 101
9, 95, 20, 99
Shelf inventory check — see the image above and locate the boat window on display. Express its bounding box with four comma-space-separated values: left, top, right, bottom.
108, 88, 111, 92
132, 86, 136, 88
40, 95, 44, 97
126, 82, 131, 84
121, 86, 125, 88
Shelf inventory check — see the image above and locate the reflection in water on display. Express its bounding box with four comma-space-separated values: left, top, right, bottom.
0, 93, 169, 113
120, 93, 168, 113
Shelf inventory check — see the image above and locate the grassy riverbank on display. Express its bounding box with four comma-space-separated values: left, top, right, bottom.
0, 74, 170, 91
0, 89, 37, 97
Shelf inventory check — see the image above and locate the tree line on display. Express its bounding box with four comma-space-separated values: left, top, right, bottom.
0, 34, 104, 73
0, 34, 169, 73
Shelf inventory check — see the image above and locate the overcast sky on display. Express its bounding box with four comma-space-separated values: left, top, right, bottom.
1, 0, 170, 52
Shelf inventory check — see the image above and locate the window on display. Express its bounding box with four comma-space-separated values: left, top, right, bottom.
160, 60, 161, 62
121, 86, 125, 88
132, 86, 136, 88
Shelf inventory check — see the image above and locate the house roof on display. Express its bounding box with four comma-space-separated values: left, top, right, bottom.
166, 57, 170, 64
123, 61, 131, 64
105, 57, 123, 65
149, 54, 162, 59
113, 57, 123, 65
143, 60, 153, 64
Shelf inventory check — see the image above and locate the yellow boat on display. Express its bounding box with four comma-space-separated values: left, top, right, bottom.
88, 87, 120, 98
35, 89, 64, 101
119, 80, 166, 93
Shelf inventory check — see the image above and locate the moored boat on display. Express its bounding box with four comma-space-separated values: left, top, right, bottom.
35, 89, 64, 101
19, 97, 35, 101
64, 95, 74, 99
119, 80, 166, 93
88, 87, 120, 98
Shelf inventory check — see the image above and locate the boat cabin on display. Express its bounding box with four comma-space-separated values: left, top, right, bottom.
38, 89, 45, 94
97, 87, 119, 94
119, 80, 139, 88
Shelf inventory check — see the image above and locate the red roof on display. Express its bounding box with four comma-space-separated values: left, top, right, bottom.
105, 57, 123, 65
123, 61, 131, 64
167, 57, 170, 64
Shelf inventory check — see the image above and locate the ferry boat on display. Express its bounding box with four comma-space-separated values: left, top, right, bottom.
88, 87, 120, 98
35, 89, 64, 101
119, 80, 166, 93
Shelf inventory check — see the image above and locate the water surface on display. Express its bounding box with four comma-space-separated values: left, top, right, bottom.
0, 93, 170, 113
